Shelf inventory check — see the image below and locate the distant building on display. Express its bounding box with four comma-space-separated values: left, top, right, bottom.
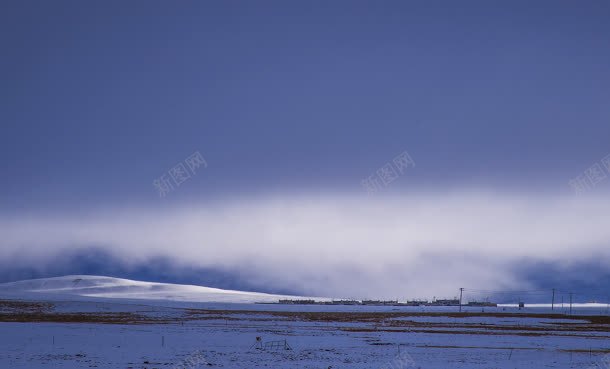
327, 300, 361, 305
361, 300, 399, 306
467, 301, 497, 307
278, 299, 315, 305
431, 299, 460, 306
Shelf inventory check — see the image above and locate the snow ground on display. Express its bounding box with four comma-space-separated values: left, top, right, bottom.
0, 276, 609, 369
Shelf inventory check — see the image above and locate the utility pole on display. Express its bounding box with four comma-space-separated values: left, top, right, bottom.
459, 288, 464, 313
551, 288, 555, 311
569, 292, 573, 315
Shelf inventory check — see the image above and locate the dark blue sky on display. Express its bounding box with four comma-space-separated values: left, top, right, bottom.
2, 2, 610, 299
2, 0, 610, 210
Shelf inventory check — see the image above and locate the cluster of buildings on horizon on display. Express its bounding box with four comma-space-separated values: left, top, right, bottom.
275, 298, 497, 307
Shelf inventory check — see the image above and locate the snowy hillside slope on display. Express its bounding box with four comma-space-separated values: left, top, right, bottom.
0, 275, 314, 304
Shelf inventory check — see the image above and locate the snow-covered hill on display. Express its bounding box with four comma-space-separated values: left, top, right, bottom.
0, 275, 312, 304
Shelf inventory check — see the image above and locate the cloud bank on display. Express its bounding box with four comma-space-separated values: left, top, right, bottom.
2, 191, 609, 299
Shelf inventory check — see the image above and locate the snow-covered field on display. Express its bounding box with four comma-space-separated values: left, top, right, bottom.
0, 276, 608, 368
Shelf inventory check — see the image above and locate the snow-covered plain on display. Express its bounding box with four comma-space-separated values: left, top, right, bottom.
0, 276, 609, 369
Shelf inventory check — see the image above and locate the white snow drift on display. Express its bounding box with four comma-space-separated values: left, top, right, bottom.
0, 275, 312, 304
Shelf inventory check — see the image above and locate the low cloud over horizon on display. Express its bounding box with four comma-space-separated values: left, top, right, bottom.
2, 190, 609, 300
